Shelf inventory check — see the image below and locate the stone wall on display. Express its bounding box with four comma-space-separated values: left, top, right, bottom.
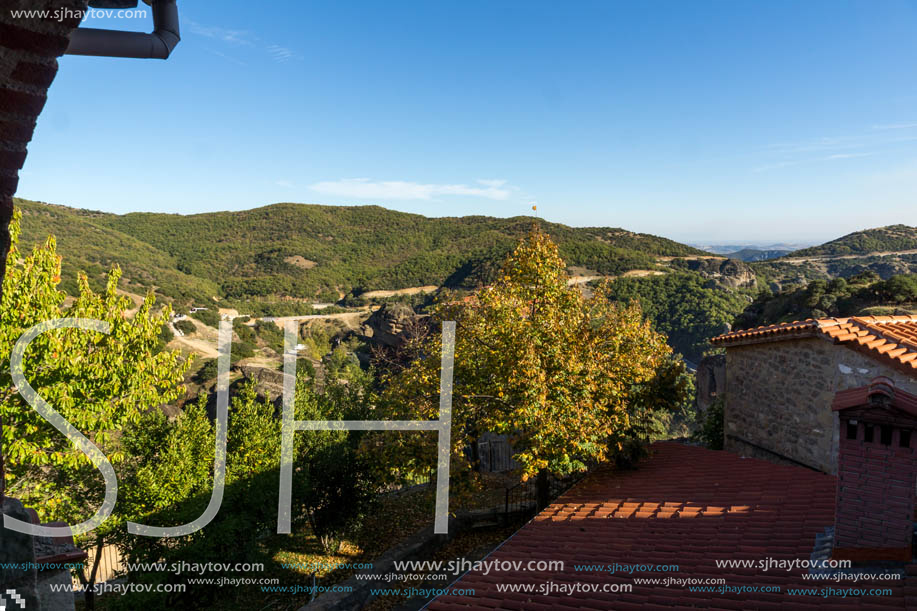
724, 337, 917, 474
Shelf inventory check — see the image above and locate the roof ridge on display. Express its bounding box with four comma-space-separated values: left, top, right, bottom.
713, 315, 917, 374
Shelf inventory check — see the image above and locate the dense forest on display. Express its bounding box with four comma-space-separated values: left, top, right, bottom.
733, 272, 917, 329
601, 273, 753, 363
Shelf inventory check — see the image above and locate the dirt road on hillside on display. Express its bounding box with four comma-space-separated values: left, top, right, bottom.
779, 249, 917, 264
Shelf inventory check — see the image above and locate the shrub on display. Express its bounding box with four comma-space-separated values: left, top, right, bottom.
254, 320, 284, 353
194, 358, 219, 383
174, 319, 196, 335
190, 308, 221, 327
233, 320, 256, 344
694, 398, 724, 450
230, 341, 255, 363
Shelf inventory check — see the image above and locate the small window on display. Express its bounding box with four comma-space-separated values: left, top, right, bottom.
864, 425, 874, 443
881, 425, 893, 446
901, 430, 911, 448
846, 422, 858, 440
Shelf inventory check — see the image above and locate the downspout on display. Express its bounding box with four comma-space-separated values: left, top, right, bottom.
65, 0, 180, 59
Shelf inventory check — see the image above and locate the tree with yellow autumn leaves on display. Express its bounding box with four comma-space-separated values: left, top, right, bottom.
372, 225, 689, 489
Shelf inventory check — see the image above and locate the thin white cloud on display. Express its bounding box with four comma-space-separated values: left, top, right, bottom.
267, 44, 299, 63
825, 152, 875, 160
186, 19, 255, 46
763, 135, 867, 155
476, 179, 508, 188
872, 122, 917, 130
753, 152, 876, 172
754, 121, 917, 172
187, 18, 300, 63
309, 178, 516, 201
753, 160, 798, 173
203, 47, 248, 67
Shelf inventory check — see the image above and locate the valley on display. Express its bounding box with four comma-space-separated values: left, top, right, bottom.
14, 198, 917, 366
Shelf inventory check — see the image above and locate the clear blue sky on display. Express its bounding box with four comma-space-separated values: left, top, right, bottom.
16, 0, 917, 244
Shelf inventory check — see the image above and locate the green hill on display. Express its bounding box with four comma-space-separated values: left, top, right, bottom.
16, 200, 219, 301
14, 198, 705, 308
789, 224, 917, 257
734, 272, 917, 329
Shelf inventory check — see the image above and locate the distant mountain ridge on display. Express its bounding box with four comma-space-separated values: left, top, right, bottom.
14, 198, 706, 306
692, 242, 812, 255
722, 248, 792, 262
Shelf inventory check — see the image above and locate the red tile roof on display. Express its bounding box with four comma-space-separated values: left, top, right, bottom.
428, 442, 916, 609
711, 316, 917, 376
832, 377, 917, 417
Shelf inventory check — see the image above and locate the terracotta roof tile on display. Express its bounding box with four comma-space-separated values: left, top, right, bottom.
427, 442, 913, 610
832, 377, 917, 417
711, 316, 917, 376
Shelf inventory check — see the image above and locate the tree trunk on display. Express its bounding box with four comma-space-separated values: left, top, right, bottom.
536, 469, 550, 511
81, 534, 105, 611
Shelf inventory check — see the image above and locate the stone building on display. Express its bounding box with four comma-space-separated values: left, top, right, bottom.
710, 315, 917, 474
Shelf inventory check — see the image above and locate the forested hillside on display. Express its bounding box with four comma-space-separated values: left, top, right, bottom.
734, 272, 917, 329
789, 224, 917, 257
15, 198, 704, 306
601, 273, 753, 363
18, 197, 915, 366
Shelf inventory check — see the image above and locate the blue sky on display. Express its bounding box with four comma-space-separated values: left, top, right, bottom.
16, 0, 917, 244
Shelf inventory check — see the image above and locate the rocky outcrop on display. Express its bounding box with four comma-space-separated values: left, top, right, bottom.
685, 258, 757, 289
239, 365, 286, 400
696, 354, 726, 414
362, 303, 425, 348
204, 366, 287, 419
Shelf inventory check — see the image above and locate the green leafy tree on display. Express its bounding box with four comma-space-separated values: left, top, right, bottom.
876, 274, 917, 304
373, 227, 688, 488
0, 209, 190, 520
109, 375, 376, 608
601, 272, 750, 362
0, 210, 191, 606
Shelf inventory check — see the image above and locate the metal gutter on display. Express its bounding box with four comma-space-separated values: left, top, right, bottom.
65, 0, 180, 59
